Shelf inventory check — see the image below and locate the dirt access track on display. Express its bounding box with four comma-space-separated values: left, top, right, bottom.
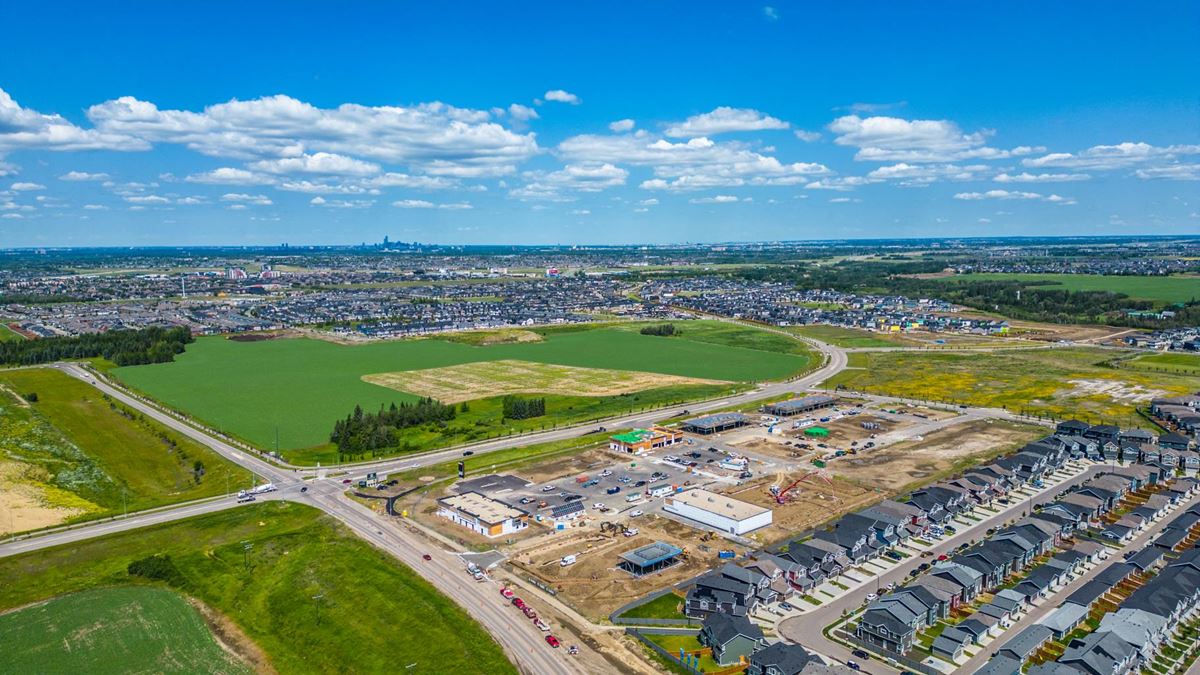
830, 419, 1046, 492
363, 359, 724, 404
718, 472, 878, 545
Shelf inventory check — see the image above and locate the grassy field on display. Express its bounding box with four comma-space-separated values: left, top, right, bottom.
822, 347, 1200, 424
619, 592, 688, 621
1121, 352, 1200, 375
641, 633, 720, 672
0, 586, 250, 674
114, 322, 809, 458
365, 359, 723, 403
0, 323, 26, 342
0, 368, 248, 533
0, 501, 516, 675
940, 273, 1200, 304
786, 324, 912, 348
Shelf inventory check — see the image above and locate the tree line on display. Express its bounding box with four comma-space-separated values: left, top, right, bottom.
0, 325, 194, 367
639, 323, 678, 336
331, 399, 457, 453
502, 395, 545, 420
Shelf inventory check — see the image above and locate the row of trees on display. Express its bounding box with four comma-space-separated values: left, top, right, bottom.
501, 395, 545, 420
331, 399, 457, 452
0, 326, 194, 367
640, 323, 678, 336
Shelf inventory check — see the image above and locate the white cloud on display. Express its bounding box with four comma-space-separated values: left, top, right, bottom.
994, 171, 1090, 183
954, 189, 1075, 204
175, 196, 206, 205
185, 167, 276, 185
762, 6, 779, 20
665, 107, 789, 138
392, 199, 473, 209
829, 115, 1017, 162
609, 119, 635, 133
0, 87, 147, 152
82, 204, 108, 210
830, 197, 860, 203
804, 176, 876, 191
1135, 164, 1200, 181
85, 94, 537, 176
689, 195, 741, 204
123, 194, 170, 204
276, 180, 379, 195
509, 163, 628, 201
220, 193, 273, 205
250, 152, 380, 176
309, 196, 373, 208
59, 171, 110, 181
561, 132, 828, 191
639, 198, 659, 206
11, 181, 45, 191
1023, 142, 1200, 171
866, 163, 988, 186
543, 90, 581, 105
570, 209, 591, 215
363, 172, 458, 189
0, 160, 16, 177
508, 104, 539, 121
1, 213, 24, 219
793, 130, 821, 142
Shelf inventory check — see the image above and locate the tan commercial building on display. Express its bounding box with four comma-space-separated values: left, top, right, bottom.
436, 491, 529, 538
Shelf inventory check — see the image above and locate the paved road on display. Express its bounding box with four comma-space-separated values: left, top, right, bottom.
777, 462, 1129, 674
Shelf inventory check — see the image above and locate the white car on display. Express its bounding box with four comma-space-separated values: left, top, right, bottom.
629, 510, 644, 517
535, 620, 550, 631
600, 470, 613, 477
541, 485, 555, 492
865, 592, 878, 602
593, 502, 607, 510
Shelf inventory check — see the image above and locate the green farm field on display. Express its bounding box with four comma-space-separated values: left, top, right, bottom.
940, 273, 1200, 304
0, 368, 248, 533
0, 501, 516, 675
114, 322, 810, 460
822, 347, 1200, 424
0, 587, 250, 674
1120, 352, 1200, 375
786, 324, 914, 348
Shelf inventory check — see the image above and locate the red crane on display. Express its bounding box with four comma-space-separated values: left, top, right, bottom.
770, 469, 834, 504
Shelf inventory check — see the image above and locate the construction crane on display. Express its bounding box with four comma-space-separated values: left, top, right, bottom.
769, 469, 834, 504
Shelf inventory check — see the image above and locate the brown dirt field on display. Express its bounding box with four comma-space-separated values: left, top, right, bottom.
720, 474, 879, 544
830, 419, 1046, 492
188, 598, 274, 674
794, 414, 905, 445
1002, 320, 1125, 343
363, 359, 723, 404
516, 448, 628, 486
509, 516, 741, 620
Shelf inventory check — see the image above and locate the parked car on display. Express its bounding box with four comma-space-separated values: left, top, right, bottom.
778, 602, 794, 611
422, 554, 432, 561
462, 450, 474, 456
846, 661, 860, 671
501, 588, 515, 599
606, 486, 621, 495
851, 649, 870, 660
541, 485, 555, 492
629, 510, 644, 517
920, 551, 933, 558
545, 635, 560, 648
885, 551, 903, 561
535, 620, 550, 631
342, 479, 352, 484
865, 592, 878, 602
634, 480, 647, 488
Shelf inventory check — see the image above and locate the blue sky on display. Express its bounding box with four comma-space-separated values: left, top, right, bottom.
1, 1, 1197, 246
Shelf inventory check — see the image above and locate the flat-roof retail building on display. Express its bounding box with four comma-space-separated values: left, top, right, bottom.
664, 488, 773, 535
681, 412, 749, 435
764, 395, 836, 417
437, 491, 529, 538
619, 542, 684, 576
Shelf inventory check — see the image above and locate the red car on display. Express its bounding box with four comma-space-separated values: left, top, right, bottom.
545, 635, 560, 648
513, 598, 525, 609
500, 588, 515, 600
422, 554, 432, 561
523, 606, 537, 618
937, 554, 949, 561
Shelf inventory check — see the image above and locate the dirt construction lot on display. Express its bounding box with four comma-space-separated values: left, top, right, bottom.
830, 419, 1046, 491
509, 516, 740, 620
719, 473, 879, 544
364, 359, 723, 403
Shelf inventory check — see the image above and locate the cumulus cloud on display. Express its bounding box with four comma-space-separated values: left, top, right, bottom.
508, 104, 539, 121
1135, 164, 1200, 181
249, 152, 380, 176
866, 163, 988, 186
689, 195, 741, 204
59, 171, 110, 181
84, 93, 537, 176
762, 6, 779, 20
954, 189, 1075, 204
543, 89, 581, 105
509, 163, 628, 201
0, 160, 16, 177
123, 194, 170, 204
1022, 142, 1200, 171
185, 167, 276, 185
392, 199, 473, 209
309, 196, 373, 208
803, 176, 876, 191
560, 131, 828, 191
11, 181, 45, 191
829, 115, 1019, 162
0, 87, 147, 152
994, 171, 1090, 183
220, 193, 273, 205
82, 203, 109, 210
609, 119, 635, 133
793, 130, 821, 142
665, 107, 789, 138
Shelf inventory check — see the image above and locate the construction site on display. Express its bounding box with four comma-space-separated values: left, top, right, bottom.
507, 515, 743, 620
713, 467, 878, 545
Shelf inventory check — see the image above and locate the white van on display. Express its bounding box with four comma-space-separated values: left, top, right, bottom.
560, 555, 577, 566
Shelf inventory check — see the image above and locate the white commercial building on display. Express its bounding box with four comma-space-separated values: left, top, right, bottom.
663, 488, 772, 535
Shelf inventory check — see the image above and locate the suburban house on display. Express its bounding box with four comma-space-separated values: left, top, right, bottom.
699, 612, 766, 666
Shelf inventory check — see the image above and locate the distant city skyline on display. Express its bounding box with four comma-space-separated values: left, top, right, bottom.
1, 2, 1197, 247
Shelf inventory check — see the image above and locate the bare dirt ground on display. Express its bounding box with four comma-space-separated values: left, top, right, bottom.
0, 463, 90, 534
720, 473, 879, 544
1063, 379, 1170, 404
364, 359, 722, 404
509, 516, 741, 620
188, 598, 274, 674
517, 448, 626, 486
830, 419, 1045, 492
1003, 320, 1126, 343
